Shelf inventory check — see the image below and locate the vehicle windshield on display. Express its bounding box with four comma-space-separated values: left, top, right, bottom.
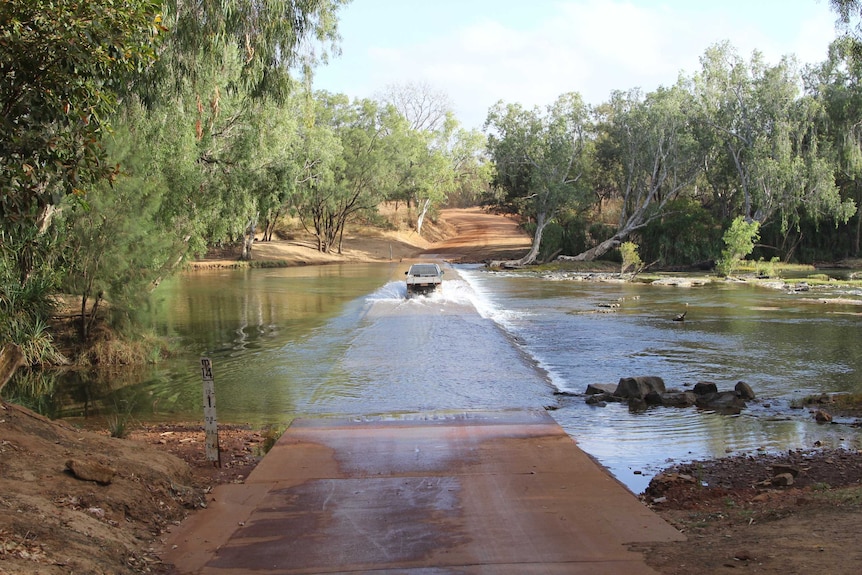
409, 265, 440, 276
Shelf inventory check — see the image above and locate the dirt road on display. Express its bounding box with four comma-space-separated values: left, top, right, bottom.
423, 207, 531, 263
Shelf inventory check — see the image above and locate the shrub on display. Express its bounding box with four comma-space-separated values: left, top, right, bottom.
620, 242, 643, 274
716, 217, 760, 277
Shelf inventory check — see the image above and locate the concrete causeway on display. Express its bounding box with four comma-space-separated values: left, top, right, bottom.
163, 410, 684, 574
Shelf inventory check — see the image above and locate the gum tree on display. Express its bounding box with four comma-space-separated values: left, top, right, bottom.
0, 0, 164, 283
564, 84, 703, 261
692, 42, 854, 232
485, 92, 592, 266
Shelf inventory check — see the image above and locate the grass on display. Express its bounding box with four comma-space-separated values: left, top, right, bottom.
809, 485, 862, 506
107, 414, 130, 438
258, 425, 287, 455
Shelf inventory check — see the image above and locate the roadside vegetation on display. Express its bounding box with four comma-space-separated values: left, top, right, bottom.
5, 0, 862, 375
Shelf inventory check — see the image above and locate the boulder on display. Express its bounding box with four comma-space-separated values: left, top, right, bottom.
614, 376, 666, 400
692, 381, 718, 395
659, 391, 697, 408
735, 381, 756, 400
695, 391, 747, 414
65, 458, 116, 485
585, 383, 617, 395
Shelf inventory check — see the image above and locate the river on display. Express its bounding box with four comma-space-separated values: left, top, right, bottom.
9, 262, 862, 493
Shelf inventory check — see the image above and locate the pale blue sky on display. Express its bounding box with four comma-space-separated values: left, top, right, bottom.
312, 0, 840, 130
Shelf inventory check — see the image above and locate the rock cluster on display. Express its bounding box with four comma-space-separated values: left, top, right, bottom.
583, 376, 756, 414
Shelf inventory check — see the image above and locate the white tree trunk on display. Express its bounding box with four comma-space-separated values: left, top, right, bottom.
416, 198, 431, 236
492, 211, 548, 267
241, 213, 258, 261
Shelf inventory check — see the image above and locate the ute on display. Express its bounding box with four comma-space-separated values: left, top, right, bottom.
404, 263, 444, 297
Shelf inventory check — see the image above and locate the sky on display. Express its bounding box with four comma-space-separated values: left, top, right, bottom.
311, 0, 843, 130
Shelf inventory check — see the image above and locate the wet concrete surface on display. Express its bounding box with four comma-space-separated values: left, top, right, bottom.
163, 410, 684, 574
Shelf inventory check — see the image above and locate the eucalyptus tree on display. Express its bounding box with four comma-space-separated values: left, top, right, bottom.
446, 128, 493, 208
692, 42, 854, 235
569, 84, 704, 261
379, 82, 464, 235
129, 0, 347, 264
806, 40, 862, 255
485, 93, 592, 266
831, 0, 862, 61
294, 93, 405, 253
0, 0, 163, 285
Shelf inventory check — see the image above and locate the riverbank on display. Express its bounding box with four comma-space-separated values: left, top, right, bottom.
3, 208, 862, 574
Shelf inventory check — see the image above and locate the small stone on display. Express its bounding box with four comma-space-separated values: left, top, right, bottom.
814, 410, 832, 423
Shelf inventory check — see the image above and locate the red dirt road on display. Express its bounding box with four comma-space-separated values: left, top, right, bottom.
425, 207, 531, 263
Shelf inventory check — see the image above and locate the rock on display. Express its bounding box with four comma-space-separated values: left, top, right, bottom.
814, 410, 833, 423
65, 458, 116, 485
735, 381, 756, 400
692, 381, 718, 395
695, 391, 747, 414
585, 394, 608, 407
644, 390, 664, 405
614, 376, 666, 400
628, 397, 648, 412
659, 391, 697, 408
772, 464, 799, 478
770, 473, 795, 487
585, 383, 617, 395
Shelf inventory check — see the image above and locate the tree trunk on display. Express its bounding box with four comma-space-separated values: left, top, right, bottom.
416, 198, 431, 236
492, 212, 548, 267
240, 214, 258, 261
558, 235, 622, 261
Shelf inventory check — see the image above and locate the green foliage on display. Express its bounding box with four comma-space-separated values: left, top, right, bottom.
0, 249, 64, 365
485, 93, 593, 264
56, 124, 175, 340
716, 217, 761, 276
260, 425, 288, 455
619, 242, 642, 274
754, 257, 781, 278
108, 414, 131, 439
0, 0, 164, 280
639, 199, 721, 267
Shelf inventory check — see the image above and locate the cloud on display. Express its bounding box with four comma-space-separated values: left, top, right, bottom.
316, 0, 838, 130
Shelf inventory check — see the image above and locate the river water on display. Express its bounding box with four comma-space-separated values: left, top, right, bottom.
11, 263, 862, 493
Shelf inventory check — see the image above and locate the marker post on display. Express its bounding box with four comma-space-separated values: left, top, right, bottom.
200, 357, 221, 467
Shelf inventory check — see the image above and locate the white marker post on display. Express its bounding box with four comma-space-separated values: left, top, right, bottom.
200, 357, 221, 467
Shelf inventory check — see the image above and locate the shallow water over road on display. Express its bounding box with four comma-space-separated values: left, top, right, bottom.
13, 263, 862, 493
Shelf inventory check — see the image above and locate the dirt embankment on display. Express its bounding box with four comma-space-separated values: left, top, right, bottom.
2, 207, 862, 574
190, 207, 533, 268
